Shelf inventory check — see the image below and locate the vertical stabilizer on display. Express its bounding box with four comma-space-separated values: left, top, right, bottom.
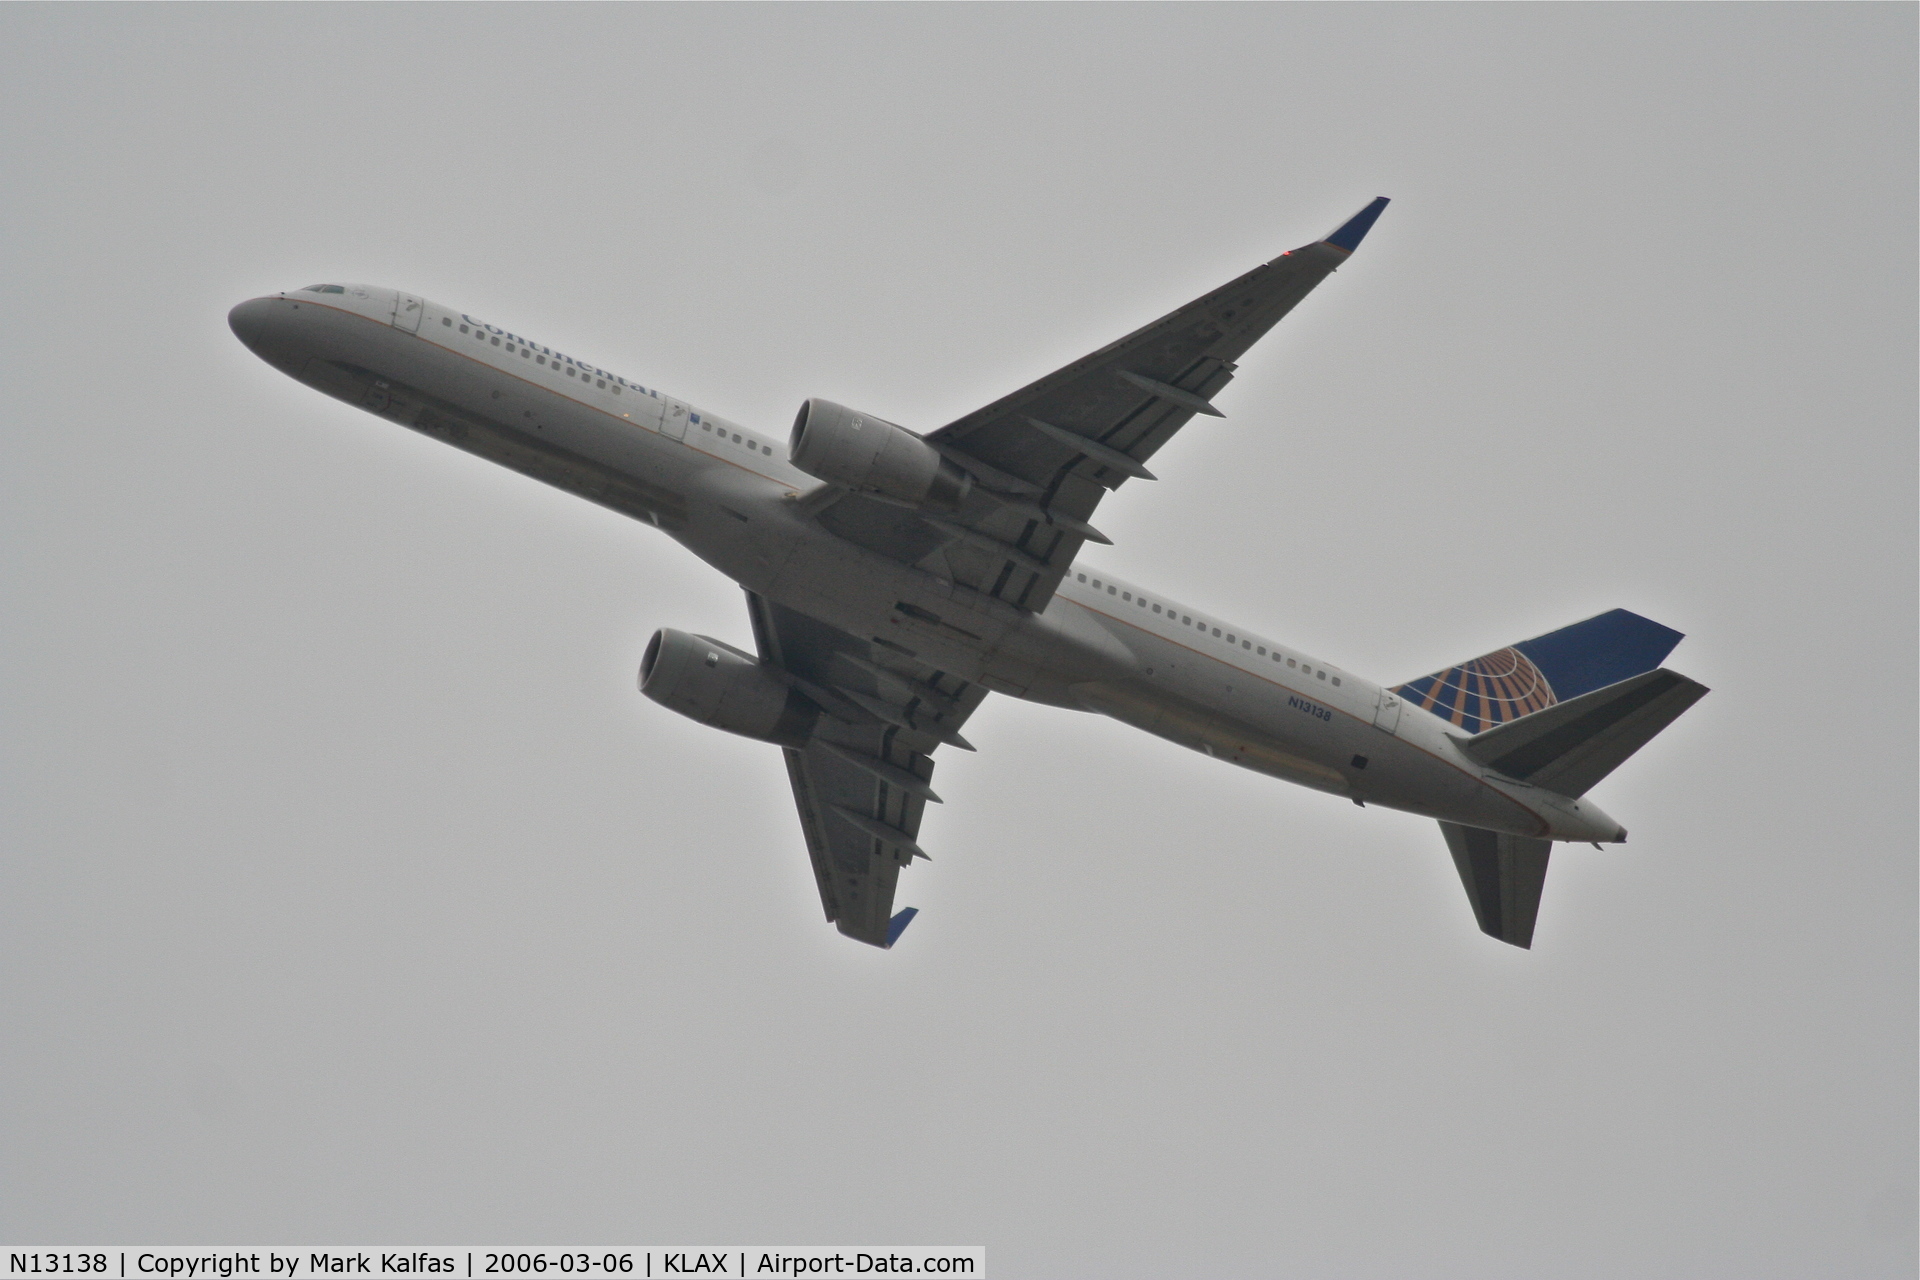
1396, 609, 1684, 734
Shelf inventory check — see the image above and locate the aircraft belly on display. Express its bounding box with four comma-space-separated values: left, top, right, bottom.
1051, 623, 1548, 832
754, 521, 994, 682
1072, 677, 1348, 790
293, 311, 1127, 700
312, 310, 1009, 680
287, 311, 704, 528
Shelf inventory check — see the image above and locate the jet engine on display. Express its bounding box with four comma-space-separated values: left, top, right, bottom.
789, 398, 973, 512
639, 629, 819, 747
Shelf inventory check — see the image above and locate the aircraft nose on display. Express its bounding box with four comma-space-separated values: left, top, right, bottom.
227, 297, 276, 353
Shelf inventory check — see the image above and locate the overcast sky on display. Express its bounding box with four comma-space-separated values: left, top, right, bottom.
2, 5, 1914, 1276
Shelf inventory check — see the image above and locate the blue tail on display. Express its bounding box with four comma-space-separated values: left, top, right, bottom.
1394, 609, 1684, 734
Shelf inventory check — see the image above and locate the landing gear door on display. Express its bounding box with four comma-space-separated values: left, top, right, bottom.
1373, 687, 1402, 734
392, 291, 424, 333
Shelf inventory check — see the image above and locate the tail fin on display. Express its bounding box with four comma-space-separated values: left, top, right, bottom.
1440, 823, 1551, 948
1395, 608, 1684, 734
1460, 667, 1709, 797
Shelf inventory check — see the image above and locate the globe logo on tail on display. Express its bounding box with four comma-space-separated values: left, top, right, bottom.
1393, 646, 1558, 735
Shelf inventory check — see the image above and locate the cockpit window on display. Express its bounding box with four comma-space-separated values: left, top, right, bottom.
302, 284, 346, 294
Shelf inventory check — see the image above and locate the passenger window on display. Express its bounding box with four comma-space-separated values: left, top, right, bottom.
1152, 604, 1161, 614
1317, 670, 1326, 680
1242, 640, 1251, 649
1108, 586, 1117, 595
732, 433, 741, 443
442, 317, 452, 327
521, 349, 531, 358
1271, 652, 1281, 662
1226, 634, 1236, 644
1332, 677, 1341, 686
1257, 646, 1266, 656
596, 379, 606, 388
703, 423, 712, 432
1091, 579, 1101, 589
1211, 627, 1221, 637
491, 337, 501, 346
1077, 574, 1086, 583
1182, 616, 1191, 625
567, 368, 576, 376
1122, 592, 1131, 602
1287, 658, 1296, 668
1138, 598, 1147, 607
537, 356, 546, 365
763, 445, 772, 455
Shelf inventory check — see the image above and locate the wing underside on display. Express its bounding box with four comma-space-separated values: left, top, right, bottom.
747, 590, 988, 947
808, 200, 1389, 616
744, 201, 1391, 944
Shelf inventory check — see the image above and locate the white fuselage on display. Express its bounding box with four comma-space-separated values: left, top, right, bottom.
228, 284, 1624, 844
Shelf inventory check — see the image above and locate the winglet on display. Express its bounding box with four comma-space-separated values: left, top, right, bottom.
1324, 196, 1390, 253
885, 907, 919, 948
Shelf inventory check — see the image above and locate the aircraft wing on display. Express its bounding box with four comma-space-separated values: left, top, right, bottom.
746, 590, 989, 947
807, 198, 1388, 614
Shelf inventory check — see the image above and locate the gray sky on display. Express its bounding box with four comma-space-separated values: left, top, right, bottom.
2, 4, 1914, 1276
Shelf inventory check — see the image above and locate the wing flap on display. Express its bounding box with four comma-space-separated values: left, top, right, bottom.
780, 739, 913, 945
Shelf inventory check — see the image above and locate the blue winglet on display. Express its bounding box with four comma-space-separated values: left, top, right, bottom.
885, 907, 918, 948
1324, 196, 1390, 253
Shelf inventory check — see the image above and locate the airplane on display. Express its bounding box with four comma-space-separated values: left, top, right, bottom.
228, 197, 1706, 952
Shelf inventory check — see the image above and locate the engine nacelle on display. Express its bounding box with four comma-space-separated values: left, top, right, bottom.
639, 629, 819, 747
789, 398, 973, 512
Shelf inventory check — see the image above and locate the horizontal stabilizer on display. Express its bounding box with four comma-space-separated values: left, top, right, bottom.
1461, 667, 1709, 797
1440, 822, 1551, 948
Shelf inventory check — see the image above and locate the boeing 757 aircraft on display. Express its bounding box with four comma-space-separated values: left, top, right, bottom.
230, 198, 1705, 950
